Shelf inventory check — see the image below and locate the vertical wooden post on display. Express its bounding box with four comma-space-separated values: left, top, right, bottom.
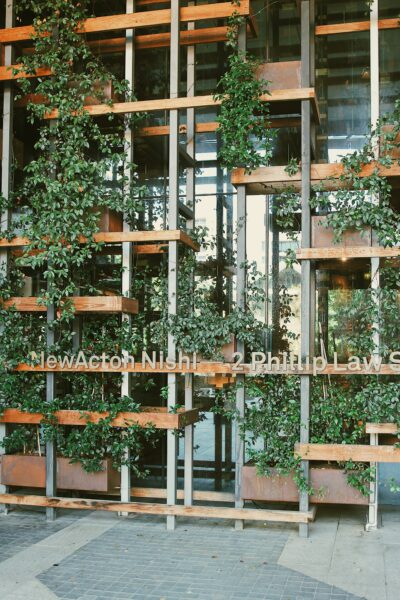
299, 0, 312, 538
167, 0, 180, 531
0, 0, 14, 515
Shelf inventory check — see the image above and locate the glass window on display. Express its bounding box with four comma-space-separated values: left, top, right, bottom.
316, 32, 371, 162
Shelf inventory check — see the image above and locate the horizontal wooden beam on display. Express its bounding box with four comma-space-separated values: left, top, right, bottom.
231, 162, 400, 193
137, 118, 300, 138
365, 423, 398, 435
0, 493, 316, 523
296, 247, 400, 260
295, 443, 400, 463
11, 362, 400, 375
130, 488, 235, 503
315, 17, 400, 36
43, 88, 319, 120
1, 296, 139, 314
0, 229, 199, 251
0, 407, 199, 429
0, 1, 250, 43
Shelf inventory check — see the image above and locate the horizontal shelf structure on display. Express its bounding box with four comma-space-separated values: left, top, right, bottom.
231, 162, 400, 193
1, 296, 139, 314
0, 1, 250, 43
365, 423, 399, 435
295, 443, 400, 463
137, 118, 301, 138
11, 362, 400, 375
315, 17, 400, 36
0, 493, 317, 523
296, 247, 400, 260
0, 407, 200, 429
43, 88, 320, 122
0, 229, 199, 251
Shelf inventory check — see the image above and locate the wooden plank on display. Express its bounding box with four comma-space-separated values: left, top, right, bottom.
138, 119, 300, 138
0, 65, 51, 80
231, 162, 400, 193
0, 493, 315, 523
366, 423, 398, 434
0, 407, 200, 429
316, 18, 400, 37
295, 443, 400, 463
0, 230, 199, 251
296, 247, 400, 260
130, 487, 235, 502
0, 1, 250, 43
11, 362, 400, 375
43, 88, 318, 120
1, 296, 139, 314
134, 243, 168, 254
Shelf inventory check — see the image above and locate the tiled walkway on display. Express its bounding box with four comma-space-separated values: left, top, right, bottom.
0, 507, 376, 600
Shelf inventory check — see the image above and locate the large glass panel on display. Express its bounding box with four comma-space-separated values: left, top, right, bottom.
316, 0, 370, 26
379, 0, 400, 18
380, 29, 400, 116
316, 31, 371, 162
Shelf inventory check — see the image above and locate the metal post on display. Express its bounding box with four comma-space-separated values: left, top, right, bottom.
119, 0, 136, 512
166, 0, 180, 530
234, 21, 247, 532
0, 0, 14, 514
46, 304, 57, 521
299, 0, 312, 538
366, 0, 380, 531
366, 432, 379, 530
184, 5, 195, 508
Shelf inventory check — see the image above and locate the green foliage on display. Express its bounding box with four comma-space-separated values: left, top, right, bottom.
214, 12, 274, 173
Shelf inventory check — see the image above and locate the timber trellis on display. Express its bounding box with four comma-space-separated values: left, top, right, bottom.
0, 0, 319, 531
0, 0, 399, 535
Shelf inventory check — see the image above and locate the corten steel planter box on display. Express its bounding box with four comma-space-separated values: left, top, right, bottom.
242, 464, 368, 506
312, 215, 372, 249
0, 455, 120, 493
256, 61, 301, 90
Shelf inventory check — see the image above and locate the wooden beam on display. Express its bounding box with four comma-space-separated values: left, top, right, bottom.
11, 362, 400, 375
43, 88, 319, 120
130, 488, 235, 502
0, 493, 316, 523
0, 407, 199, 429
137, 118, 300, 138
315, 18, 400, 36
0, 230, 199, 251
1, 296, 139, 314
231, 162, 400, 193
296, 247, 400, 260
365, 423, 398, 435
0, 1, 250, 44
295, 443, 400, 463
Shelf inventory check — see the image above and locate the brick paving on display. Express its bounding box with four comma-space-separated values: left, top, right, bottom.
32, 515, 365, 600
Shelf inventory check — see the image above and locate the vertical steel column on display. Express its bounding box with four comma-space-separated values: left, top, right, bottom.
184, 3, 195, 508
234, 22, 247, 532
46, 303, 57, 521
299, 0, 312, 538
0, 0, 14, 514
120, 0, 136, 511
167, 0, 180, 530
366, 0, 380, 532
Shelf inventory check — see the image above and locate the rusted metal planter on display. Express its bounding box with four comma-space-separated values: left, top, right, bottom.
242, 464, 368, 505
312, 215, 372, 249
0, 455, 120, 493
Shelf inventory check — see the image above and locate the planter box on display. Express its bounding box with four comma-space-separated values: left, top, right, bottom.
92, 207, 123, 233
0, 455, 120, 493
242, 464, 368, 505
256, 61, 301, 90
312, 215, 372, 248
